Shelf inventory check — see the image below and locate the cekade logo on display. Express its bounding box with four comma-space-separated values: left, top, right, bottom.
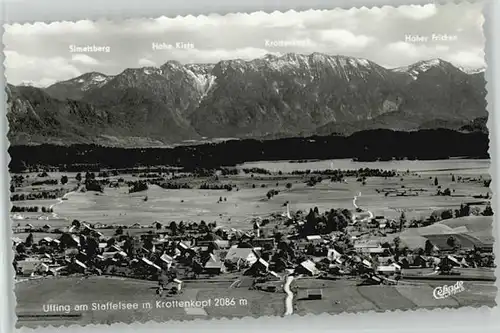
433, 281, 466, 299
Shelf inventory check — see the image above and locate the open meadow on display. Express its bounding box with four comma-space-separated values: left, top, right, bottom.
16, 272, 496, 328
291, 278, 496, 316
15, 276, 286, 327
10, 159, 492, 233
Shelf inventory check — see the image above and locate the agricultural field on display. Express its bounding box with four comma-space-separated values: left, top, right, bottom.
10, 159, 492, 232
291, 277, 496, 316
15, 276, 285, 327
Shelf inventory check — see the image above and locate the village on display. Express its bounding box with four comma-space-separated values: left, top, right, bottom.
12, 193, 496, 308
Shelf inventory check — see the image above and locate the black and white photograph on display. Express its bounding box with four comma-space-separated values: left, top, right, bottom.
3, 1, 496, 328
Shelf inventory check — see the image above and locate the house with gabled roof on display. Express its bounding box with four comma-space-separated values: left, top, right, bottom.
296, 260, 320, 276
204, 254, 224, 275
225, 248, 258, 266
244, 258, 270, 276
141, 257, 161, 271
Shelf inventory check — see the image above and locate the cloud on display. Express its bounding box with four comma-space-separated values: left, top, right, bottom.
71, 54, 100, 65
4, 20, 98, 35
318, 29, 375, 50
448, 49, 485, 68
5, 50, 81, 87
138, 58, 157, 67
386, 41, 449, 62
387, 41, 420, 57
435, 45, 450, 52
131, 10, 324, 33
397, 4, 437, 20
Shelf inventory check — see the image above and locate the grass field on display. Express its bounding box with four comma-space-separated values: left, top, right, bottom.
15, 276, 286, 327
16, 273, 496, 327
239, 159, 490, 175
11, 165, 491, 231
377, 215, 494, 251
292, 278, 496, 316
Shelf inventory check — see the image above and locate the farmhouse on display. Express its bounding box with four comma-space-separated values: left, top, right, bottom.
160, 253, 174, 264
17, 258, 44, 276
376, 264, 401, 275
71, 259, 87, 273
12, 237, 23, 245
327, 248, 342, 262
306, 235, 323, 244
306, 289, 323, 300
204, 254, 224, 275
251, 238, 276, 249
245, 258, 270, 276
225, 248, 258, 266
141, 257, 161, 272
296, 260, 320, 276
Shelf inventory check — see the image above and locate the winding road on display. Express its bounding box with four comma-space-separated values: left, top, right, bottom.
48, 187, 81, 217
284, 275, 294, 315
281, 192, 373, 316
352, 192, 374, 223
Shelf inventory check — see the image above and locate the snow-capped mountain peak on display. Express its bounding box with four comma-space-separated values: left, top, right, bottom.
64, 72, 113, 90
459, 66, 486, 74
392, 59, 452, 80
142, 67, 163, 75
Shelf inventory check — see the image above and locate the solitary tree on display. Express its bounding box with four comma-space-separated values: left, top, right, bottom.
393, 236, 402, 258
199, 220, 208, 233
75, 173, 82, 182
86, 237, 99, 259
446, 236, 460, 250
61, 175, 69, 185
169, 221, 178, 236
483, 205, 494, 216
115, 226, 124, 236
434, 177, 439, 186
399, 212, 406, 231
440, 209, 453, 220
72, 219, 81, 229
25, 233, 34, 247
459, 204, 471, 217
16, 243, 26, 254
424, 239, 435, 255
178, 221, 186, 234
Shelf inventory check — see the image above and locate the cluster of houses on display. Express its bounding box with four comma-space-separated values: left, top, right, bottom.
12, 208, 495, 294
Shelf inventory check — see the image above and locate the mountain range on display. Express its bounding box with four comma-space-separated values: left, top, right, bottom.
6, 53, 488, 146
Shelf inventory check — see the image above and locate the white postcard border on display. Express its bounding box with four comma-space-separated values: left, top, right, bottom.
1, 0, 498, 333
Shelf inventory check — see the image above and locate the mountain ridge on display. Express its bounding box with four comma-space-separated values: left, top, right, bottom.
7, 52, 488, 147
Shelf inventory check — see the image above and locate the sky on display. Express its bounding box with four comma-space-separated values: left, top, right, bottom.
4, 2, 486, 87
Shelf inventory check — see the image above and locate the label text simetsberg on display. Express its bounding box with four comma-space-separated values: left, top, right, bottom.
69, 45, 111, 53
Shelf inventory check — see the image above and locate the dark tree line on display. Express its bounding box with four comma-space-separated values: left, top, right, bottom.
11, 205, 53, 213
128, 181, 149, 193
9, 129, 489, 172
11, 188, 66, 201
199, 183, 233, 191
